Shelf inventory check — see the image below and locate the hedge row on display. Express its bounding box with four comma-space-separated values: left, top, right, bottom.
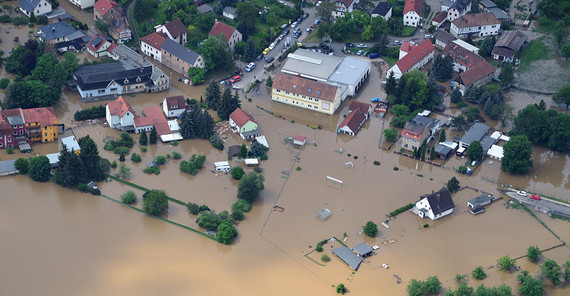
390, 203, 414, 217
74, 105, 105, 121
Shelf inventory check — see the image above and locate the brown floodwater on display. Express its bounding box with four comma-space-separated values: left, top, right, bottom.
1, 18, 570, 295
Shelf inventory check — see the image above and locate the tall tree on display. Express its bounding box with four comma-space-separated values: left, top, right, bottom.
28, 156, 51, 182
439, 128, 446, 142
217, 87, 239, 120
466, 140, 483, 162
205, 81, 221, 110
451, 87, 463, 103
499, 63, 514, 88
244, 38, 256, 62
179, 109, 196, 139
79, 136, 104, 181
502, 135, 533, 174
139, 130, 148, 146
149, 126, 158, 144
237, 172, 265, 202
552, 86, 570, 109
385, 71, 397, 97
199, 36, 233, 71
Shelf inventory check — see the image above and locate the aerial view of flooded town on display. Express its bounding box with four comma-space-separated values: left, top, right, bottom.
1, 0, 570, 294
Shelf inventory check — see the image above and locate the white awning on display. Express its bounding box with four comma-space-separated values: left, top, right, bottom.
160, 133, 183, 142
487, 145, 503, 160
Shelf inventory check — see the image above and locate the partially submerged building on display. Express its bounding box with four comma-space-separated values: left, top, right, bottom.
229, 108, 260, 140
332, 246, 362, 270
414, 188, 455, 220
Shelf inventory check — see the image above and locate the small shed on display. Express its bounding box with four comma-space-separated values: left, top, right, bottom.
0, 159, 18, 176
46, 153, 60, 168
469, 205, 486, 215
147, 161, 159, 168
244, 158, 259, 167
487, 145, 503, 160
293, 135, 306, 146
467, 194, 493, 209
228, 145, 241, 157
214, 161, 231, 173
61, 135, 81, 154
352, 242, 374, 258
316, 208, 332, 220
332, 246, 362, 270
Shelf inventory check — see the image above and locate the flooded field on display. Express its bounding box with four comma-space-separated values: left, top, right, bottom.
1, 15, 569, 294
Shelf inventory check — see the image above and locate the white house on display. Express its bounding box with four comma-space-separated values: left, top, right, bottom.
387, 39, 434, 79
222, 6, 237, 20
332, 0, 355, 18
208, 20, 242, 50
154, 19, 188, 45
403, 0, 423, 27
140, 32, 165, 62
414, 188, 455, 220
371, 2, 393, 21
86, 34, 115, 58
162, 95, 186, 118
18, 0, 52, 17
68, 0, 95, 9
105, 96, 136, 131
446, 0, 472, 22
450, 12, 500, 38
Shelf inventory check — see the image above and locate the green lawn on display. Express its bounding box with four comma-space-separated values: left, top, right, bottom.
518, 39, 550, 72
401, 26, 416, 37
382, 56, 398, 66
535, 22, 560, 35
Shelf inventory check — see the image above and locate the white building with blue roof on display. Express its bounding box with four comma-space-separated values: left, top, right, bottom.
19, 0, 52, 17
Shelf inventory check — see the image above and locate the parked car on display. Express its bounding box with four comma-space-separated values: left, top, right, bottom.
371, 97, 381, 102
424, 34, 433, 39
345, 43, 354, 48
256, 54, 264, 61
316, 0, 322, 6
229, 75, 241, 83
357, 43, 367, 48
393, 40, 402, 45
269, 43, 276, 50
303, 13, 309, 19
294, 32, 301, 38
357, 49, 364, 55
306, 27, 312, 33
517, 191, 527, 196
315, 19, 320, 25
369, 53, 379, 59
245, 62, 256, 72
265, 57, 274, 63
530, 194, 541, 200
291, 21, 298, 28
263, 48, 270, 55
283, 29, 290, 35
279, 23, 288, 30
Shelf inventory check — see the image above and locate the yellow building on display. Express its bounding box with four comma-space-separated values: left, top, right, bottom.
22, 107, 58, 143
271, 72, 342, 115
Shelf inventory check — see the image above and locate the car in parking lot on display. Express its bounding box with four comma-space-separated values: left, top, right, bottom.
283, 29, 290, 35
294, 32, 301, 38
303, 13, 309, 19
530, 194, 541, 200
357, 50, 364, 55
357, 43, 367, 48
245, 62, 256, 72
263, 48, 270, 55
393, 40, 402, 45
306, 27, 312, 33
265, 57, 274, 63
256, 54, 263, 61
229, 75, 241, 83
345, 43, 354, 48
269, 43, 276, 50
291, 21, 298, 28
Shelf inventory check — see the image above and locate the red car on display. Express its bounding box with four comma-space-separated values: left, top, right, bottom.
229, 75, 241, 83
530, 195, 541, 200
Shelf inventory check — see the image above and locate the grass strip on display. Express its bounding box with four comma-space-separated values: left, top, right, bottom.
106, 174, 186, 205
333, 236, 348, 247
100, 194, 216, 241
304, 254, 326, 266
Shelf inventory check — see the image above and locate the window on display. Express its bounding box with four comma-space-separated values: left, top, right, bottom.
14, 131, 17, 135
44, 133, 47, 137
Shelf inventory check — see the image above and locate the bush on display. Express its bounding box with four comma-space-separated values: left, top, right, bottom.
199, 205, 210, 212
296, 166, 302, 171
260, 154, 268, 160
197, 211, 221, 231
527, 246, 541, 263
119, 132, 134, 148
119, 152, 125, 162
12, 17, 28, 26
172, 151, 182, 159
78, 183, 88, 192
74, 105, 105, 121
497, 255, 516, 271
216, 220, 238, 245
111, 161, 117, 168
472, 266, 486, 279
232, 199, 252, 213
14, 158, 29, 174
231, 210, 244, 220
142, 189, 169, 216
131, 153, 141, 163
363, 221, 378, 237
141, 146, 147, 153
321, 254, 331, 262
113, 147, 130, 155
336, 283, 347, 294
186, 202, 200, 215
209, 134, 224, 150
104, 140, 118, 150
0, 78, 9, 89
143, 166, 160, 174
180, 154, 206, 175
316, 239, 327, 252
230, 166, 245, 180
390, 203, 414, 217
121, 190, 137, 204
154, 155, 167, 165
253, 166, 263, 173
447, 177, 460, 193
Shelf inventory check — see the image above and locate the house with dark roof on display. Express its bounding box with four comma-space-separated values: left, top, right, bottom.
443, 42, 485, 73
0, 160, 18, 176
86, 34, 115, 58
332, 246, 362, 270
208, 20, 242, 50
403, 0, 423, 27
492, 30, 527, 62
414, 188, 455, 220
352, 243, 374, 257
478, 0, 512, 23
272, 72, 342, 115
229, 108, 259, 140
19, 0, 51, 17
453, 59, 497, 93
37, 22, 87, 44
162, 95, 186, 118
447, 0, 472, 22
371, 2, 393, 20
333, 0, 355, 18
387, 39, 434, 79
74, 62, 154, 98
435, 29, 456, 49
155, 19, 188, 45
106, 96, 136, 131
55, 39, 84, 54
338, 109, 367, 136
450, 12, 500, 38
434, 141, 458, 159
348, 101, 372, 119
222, 6, 237, 20
160, 38, 205, 77
458, 122, 496, 156
401, 114, 441, 152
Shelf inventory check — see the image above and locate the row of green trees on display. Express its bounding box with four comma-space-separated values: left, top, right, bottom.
204, 81, 241, 120
385, 70, 441, 113
74, 105, 106, 121
179, 103, 215, 140
510, 104, 570, 153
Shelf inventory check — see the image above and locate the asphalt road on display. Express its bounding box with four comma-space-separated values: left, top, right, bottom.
505, 191, 570, 217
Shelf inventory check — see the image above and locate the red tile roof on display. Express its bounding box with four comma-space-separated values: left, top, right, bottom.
452, 12, 499, 29
272, 72, 339, 103
456, 59, 497, 86
107, 96, 134, 118
432, 11, 447, 23
134, 105, 171, 135
336, 0, 355, 8
94, 0, 119, 17
141, 32, 167, 50
348, 101, 371, 115
162, 19, 188, 38
87, 34, 111, 52
22, 107, 58, 127
400, 41, 418, 53
0, 112, 12, 132
404, 0, 423, 15
208, 20, 237, 42
164, 96, 185, 111
395, 39, 434, 73
339, 110, 366, 135
229, 108, 256, 128
293, 135, 306, 142
443, 42, 484, 69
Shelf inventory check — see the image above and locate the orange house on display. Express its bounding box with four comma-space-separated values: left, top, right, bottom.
22, 107, 58, 143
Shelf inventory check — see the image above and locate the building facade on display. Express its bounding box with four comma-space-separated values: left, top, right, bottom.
403, 0, 423, 27
18, 0, 52, 17
68, 0, 95, 9
208, 20, 242, 50
450, 12, 500, 38
22, 107, 58, 143
272, 73, 342, 115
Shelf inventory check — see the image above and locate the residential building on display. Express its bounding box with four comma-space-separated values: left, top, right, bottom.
387, 39, 434, 79
162, 96, 186, 118
94, 0, 121, 20
468, 194, 493, 209
432, 11, 448, 28
333, 0, 355, 18
155, 19, 188, 45
37, 22, 87, 44
106, 96, 136, 131
108, 16, 131, 43
22, 107, 58, 143
134, 105, 170, 136
55, 39, 84, 54
453, 59, 497, 93
141, 32, 166, 61
327, 57, 371, 98
61, 135, 81, 154
414, 188, 455, 220
197, 4, 213, 14
403, 0, 423, 27
86, 34, 116, 58
447, 0, 471, 22
272, 72, 342, 115
0, 112, 14, 149
73, 45, 169, 99
18, 0, 52, 17
222, 6, 237, 20
371, 2, 393, 21
434, 141, 458, 159
67, 0, 95, 9
0, 160, 18, 176
398, 41, 417, 59
208, 20, 242, 50
352, 243, 373, 258
160, 38, 205, 77
0, 109, 27, 148
450, 12, 500, 38
491, 30, 527, 62
435, 29, 455, 49
338, 109, 367, 136
332, 246, 362, 270
458, 122, 496, 155
229, 108, 260, 140
400, 114, 441, 152
348, 101, 372, 118
443, 42, 484, 73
